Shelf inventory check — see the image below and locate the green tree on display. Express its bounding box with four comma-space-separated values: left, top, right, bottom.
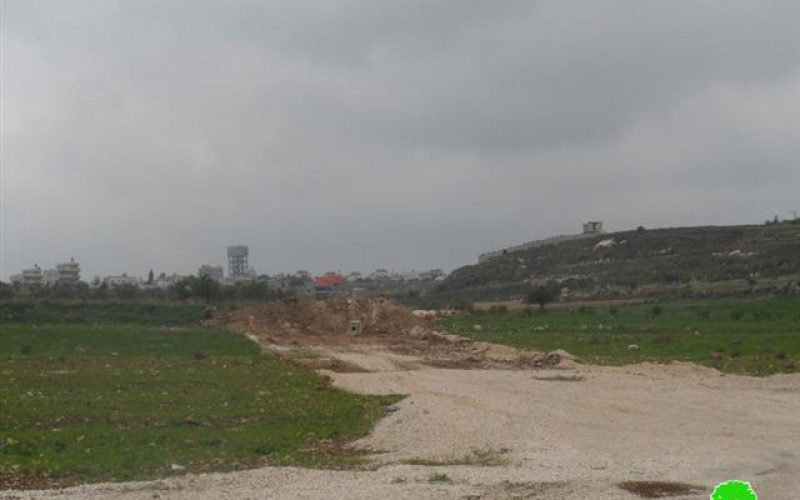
525, 281, 561, 309
195, 275, 221, 303
0, 281, 15, 300
170, 277, 194, 301
113, 283, 139, 300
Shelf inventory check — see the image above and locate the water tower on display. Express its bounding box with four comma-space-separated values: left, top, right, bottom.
226, 245, 249, 279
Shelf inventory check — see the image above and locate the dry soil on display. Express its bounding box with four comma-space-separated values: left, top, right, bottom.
7, 300, 799, 499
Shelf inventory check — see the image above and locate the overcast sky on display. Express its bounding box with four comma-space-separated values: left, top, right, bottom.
1, 1, 799, 280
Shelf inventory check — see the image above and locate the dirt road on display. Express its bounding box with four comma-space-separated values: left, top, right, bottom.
8, 300, 800, 499
10, 353, 800, 499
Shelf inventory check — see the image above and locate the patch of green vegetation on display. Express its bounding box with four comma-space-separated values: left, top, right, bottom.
433, 223, 800, 304
441, 296, 800, 375
0, 324, 257, 359
0, 301, 204, 325
711, 480, 758, 500
427, 473, 452, 484
0, 322, 400, 487
403, 448, 510, 467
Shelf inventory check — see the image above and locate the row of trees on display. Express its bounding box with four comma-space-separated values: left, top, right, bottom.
0, 277, 288, 303
170, 276, 286, 302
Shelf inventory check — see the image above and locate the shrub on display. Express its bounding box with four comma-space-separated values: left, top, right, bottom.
428, 473, 452, 483
650, 305, 664, 316
752, 310, 771, 321
525, 281, 561, 309
487, 304, 509, 314
452, 301, 474, 313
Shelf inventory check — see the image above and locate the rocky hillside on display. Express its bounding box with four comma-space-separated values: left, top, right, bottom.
433, 222, 800, 303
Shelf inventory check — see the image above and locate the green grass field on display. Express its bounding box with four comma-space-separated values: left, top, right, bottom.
0, 301, 205, 325
0, 304, 398, 489
441, 296, 800, 375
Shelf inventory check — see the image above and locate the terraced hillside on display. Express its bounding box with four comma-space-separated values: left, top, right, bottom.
434, 222, 800, 303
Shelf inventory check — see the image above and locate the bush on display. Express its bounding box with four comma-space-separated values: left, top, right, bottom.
452, 301, 474, 313
650, 305, 664, 316
730, 309, 745, 321
487, 304, 508, 314
525, 281, 561, 309
752, 310, 771, 321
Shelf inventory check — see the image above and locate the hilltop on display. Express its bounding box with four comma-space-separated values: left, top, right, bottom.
431, 222, 800, 304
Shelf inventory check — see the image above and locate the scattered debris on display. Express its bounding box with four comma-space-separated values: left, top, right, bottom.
215, 298, 574, 371
0, 472, 51, 490
594, 238, 616, 250
471, 481, 569, 499
533, 374, 585, 382
349, 320, 363, 337
183, 416, 201, 426
616, 480, 704, 498
713, 249, 759, 258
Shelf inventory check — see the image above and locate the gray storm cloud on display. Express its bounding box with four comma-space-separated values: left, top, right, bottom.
1, 0, 799, 279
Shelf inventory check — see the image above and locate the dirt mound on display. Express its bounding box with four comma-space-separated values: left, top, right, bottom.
214, 297, 568, 371
215, 296, 426, 344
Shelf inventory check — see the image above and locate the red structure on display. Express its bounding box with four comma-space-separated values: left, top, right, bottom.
314, 272, 345, 288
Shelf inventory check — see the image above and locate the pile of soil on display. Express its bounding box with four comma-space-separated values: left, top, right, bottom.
213, 297, 566, 370
214, 297, 426, 345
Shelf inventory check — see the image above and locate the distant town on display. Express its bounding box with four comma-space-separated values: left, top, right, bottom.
8, 245, 446, 298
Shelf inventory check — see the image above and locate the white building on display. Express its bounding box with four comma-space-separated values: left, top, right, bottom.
103, 274, 140, 287
198, 265, 224, 282
369, 269, 390, 281
345, 272, 363, 282
154, 273, 185, 290
56, 259, 81, 284
42, 269, 60, 286
582, 221, 604, 234
19, 265, 43, 286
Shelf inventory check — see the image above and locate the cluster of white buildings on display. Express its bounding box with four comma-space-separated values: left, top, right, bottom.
344, 268, 446, 282
8, 260, 192, 291
95, 272, 187, 290
8, 245, 447, 294
10, 259, 81, 287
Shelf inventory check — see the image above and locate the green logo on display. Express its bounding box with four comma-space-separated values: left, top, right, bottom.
711, 480, 757, 500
